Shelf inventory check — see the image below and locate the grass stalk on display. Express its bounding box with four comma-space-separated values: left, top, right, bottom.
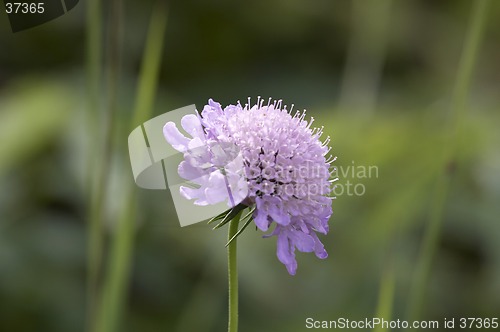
87, 0, 123, 330
94, 2, 168, 332
407, 0, 490, 321
373, 261, 395, 332
85, 0, 103, 330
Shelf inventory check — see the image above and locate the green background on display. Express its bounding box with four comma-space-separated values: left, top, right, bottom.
0, 0, 499, 331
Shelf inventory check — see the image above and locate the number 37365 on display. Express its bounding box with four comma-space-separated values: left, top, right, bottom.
6, 3, 45, 14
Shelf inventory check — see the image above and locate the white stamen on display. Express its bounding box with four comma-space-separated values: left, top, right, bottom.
276, 99, 282, 110
306, 116, 315, 129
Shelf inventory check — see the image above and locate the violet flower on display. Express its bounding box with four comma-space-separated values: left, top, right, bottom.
163, 98, 336, 275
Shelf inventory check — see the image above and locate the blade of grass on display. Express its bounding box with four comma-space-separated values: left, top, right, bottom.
84, 0, 104, 330
407, 0, 490, 321
95, 2, 168, 332
373, 261, 395, 332
130, 1, 169, 128
96, 188, 137, 332
90, 0, 123, 330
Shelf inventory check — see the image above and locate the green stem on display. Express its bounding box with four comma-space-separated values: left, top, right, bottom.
131, 1, 168, 127
228, 212, 242, 332
85, 0, 102, 328
95, 189, 137, 332
94, 2, 168, 332
84, 0, 105, 330
407, 0, 490, 321
90, 0, 122, 330
373, 260, 395, 332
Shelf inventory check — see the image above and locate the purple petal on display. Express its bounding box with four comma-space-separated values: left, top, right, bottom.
253, 209, 269, 231
179, 186, 208, 206
163, 122, 190, 152
262, 224, 280, 238
285, 261, 298, 275
225, 171, 249, 206
276, 230, 298, 275
205, 171, 231, 205
178, 160, 206, 180
268, 203, 291, 226
276, 231, 294, 265
208, 99, 223, 111
181, 114, 205, 140
310, 232, 328, 259
288, 228, 315, 253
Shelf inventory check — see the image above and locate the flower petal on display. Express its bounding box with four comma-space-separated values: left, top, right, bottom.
179, 186, 208, 206
310, 231, 328, 259
276, 231, 298, 275
178, 160, 206, 180
253, 209, 269, 231
163, 122, 190, 152
268, 202, 291, 226
205, 171, 231, 205
285, 261, 298, 275
181, 114, 205, 140
276, 231, 294, 265
288, 228, 315, 253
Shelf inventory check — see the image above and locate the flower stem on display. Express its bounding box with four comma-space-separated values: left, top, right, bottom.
407, 0, 490, 321
228, 211, 242, 332
85, 0, 102, 328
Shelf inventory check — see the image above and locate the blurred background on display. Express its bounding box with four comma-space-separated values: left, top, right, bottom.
0, 0, 499, 331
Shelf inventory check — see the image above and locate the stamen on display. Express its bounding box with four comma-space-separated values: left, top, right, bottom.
325, 155, 336, 163
312, 126, 324, 139
297, 110, 306, 123
306, 116, 315, 129
276, 99, 282, 110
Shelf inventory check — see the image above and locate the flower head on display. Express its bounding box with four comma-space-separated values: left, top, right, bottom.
164, 98, 336, 275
